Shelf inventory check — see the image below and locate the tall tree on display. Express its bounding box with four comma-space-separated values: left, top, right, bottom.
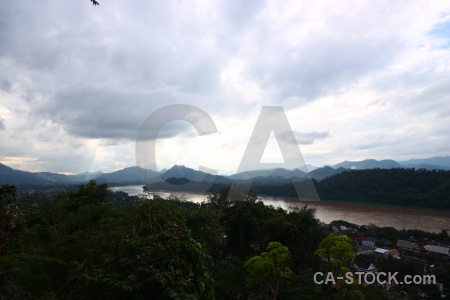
244, 242, 293, 300
314, 234, 362, 300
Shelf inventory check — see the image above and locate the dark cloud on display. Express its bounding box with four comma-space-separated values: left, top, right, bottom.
0, 78, 12, 93
36, 88, 158, 140
294, 131, 330, 145
354, 143, 380, 150
34, 86, 216, 140
0, 1, 449, 173
412, 80, 450, 117
248, 24, 406, 105
395, 79, 450, 118
221, 0, 267, 29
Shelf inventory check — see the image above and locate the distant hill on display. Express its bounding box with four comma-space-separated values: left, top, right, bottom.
398, 156, 450, 170
155, 165, 232, 185
309, 166, 348, 180
397, 163, 450, 170
306, 164, 319, 171
32, 171, 103, 183
316, 168, 450, 209
160, 165, 229, 183
72, 171, 104, 182
0, 163, 151, 186
329, 157, 450, 171
96, 166, 160, 185
332, 159, 401, 170
229, 168, 308, 180
0, 163, 52, 185
3, 156, 450, 189
0, 164, 105, 186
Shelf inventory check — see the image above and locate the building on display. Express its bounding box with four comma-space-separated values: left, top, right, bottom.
397, 239, 419, 250
422, 245, 450, 256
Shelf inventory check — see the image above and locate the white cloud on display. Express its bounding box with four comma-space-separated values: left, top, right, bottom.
0, 0, 449, 173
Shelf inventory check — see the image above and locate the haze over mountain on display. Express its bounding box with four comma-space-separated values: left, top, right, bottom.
160, 165, 231, 184
331, 157, 450, 171
331, 159, 401, 170
309, 166, 349, 180
0, 163, 105, 186
228, 168, 308, 180
2, 156, 450, 187
95, 167, 160, 185
398, 156, 450, 170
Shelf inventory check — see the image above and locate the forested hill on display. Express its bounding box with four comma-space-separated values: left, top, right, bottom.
316, 168, 450, 209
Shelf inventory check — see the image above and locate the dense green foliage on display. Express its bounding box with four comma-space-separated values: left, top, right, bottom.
330, 220, 449, 242
1, 182, 448, 299
148, 168, 450, 209
1, 182, 215, 299
239, 168, 450, 208
314, 235, 364, 300
1, 182, 328, 299
316, 168, 450, 208
248, 168, 450, 208
244, 242, 293, 299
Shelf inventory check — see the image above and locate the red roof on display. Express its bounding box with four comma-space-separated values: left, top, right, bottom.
352, 236, 366, 243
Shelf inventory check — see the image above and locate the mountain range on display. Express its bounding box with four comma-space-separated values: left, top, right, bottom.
1, 156, 449, 187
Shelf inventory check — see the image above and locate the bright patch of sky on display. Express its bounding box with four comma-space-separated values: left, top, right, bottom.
428, 19, 450, 49
0, 0, 449, 174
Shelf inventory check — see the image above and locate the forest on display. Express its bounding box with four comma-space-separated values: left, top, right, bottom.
316, 168, 450, 208
234, 168, 450, 209
138, 168, 450, 209
0, 182, 448, 299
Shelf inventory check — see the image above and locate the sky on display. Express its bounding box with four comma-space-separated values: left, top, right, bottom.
0, 0, 449, 175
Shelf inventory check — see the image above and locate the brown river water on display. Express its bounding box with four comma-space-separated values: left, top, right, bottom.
111, 185, 450, 233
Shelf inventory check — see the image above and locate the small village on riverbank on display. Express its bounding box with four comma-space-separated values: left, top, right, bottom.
329, 222, 450, 298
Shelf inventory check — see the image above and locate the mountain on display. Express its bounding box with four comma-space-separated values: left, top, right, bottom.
330, 157, 450, 171
0, 163, 160, 186
0, 163, 52, 185
397, 163, 450, 171
96, 166, 160, 184
316, 168, 450, 209
306, 164, 319, 171
0, 163, 105, 186
3, 156, 450, 188
309, 166, 349, 180
398, 156, 450, 170
143, 165, 233, 193
33, 170, 104, 183
229, 168, 308, 180
332, 159, 401, 170
33, 172, 73, 183
161, 165, 231, 184
72, 171, 104, 182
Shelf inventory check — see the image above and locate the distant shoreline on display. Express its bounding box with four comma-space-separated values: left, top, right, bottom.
109, 185, 450, 233
112, 184, 450, 213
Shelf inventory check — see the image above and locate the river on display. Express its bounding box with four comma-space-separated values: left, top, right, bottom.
110, 185, 450, 233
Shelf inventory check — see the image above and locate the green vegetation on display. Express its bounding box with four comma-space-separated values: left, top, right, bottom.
1, 181, 448, 299
331, 220, 449, 241
316, 168, 450, 208
314, 235, 364, 300
1, 182, 327, 299
244, 242, 293, 299
235, 168, 450, 209
149, 168, 450, 209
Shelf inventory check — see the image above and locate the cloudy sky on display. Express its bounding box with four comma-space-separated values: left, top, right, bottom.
1, 0, 449, 175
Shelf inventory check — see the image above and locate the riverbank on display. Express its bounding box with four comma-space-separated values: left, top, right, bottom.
110, 185, 450, 233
